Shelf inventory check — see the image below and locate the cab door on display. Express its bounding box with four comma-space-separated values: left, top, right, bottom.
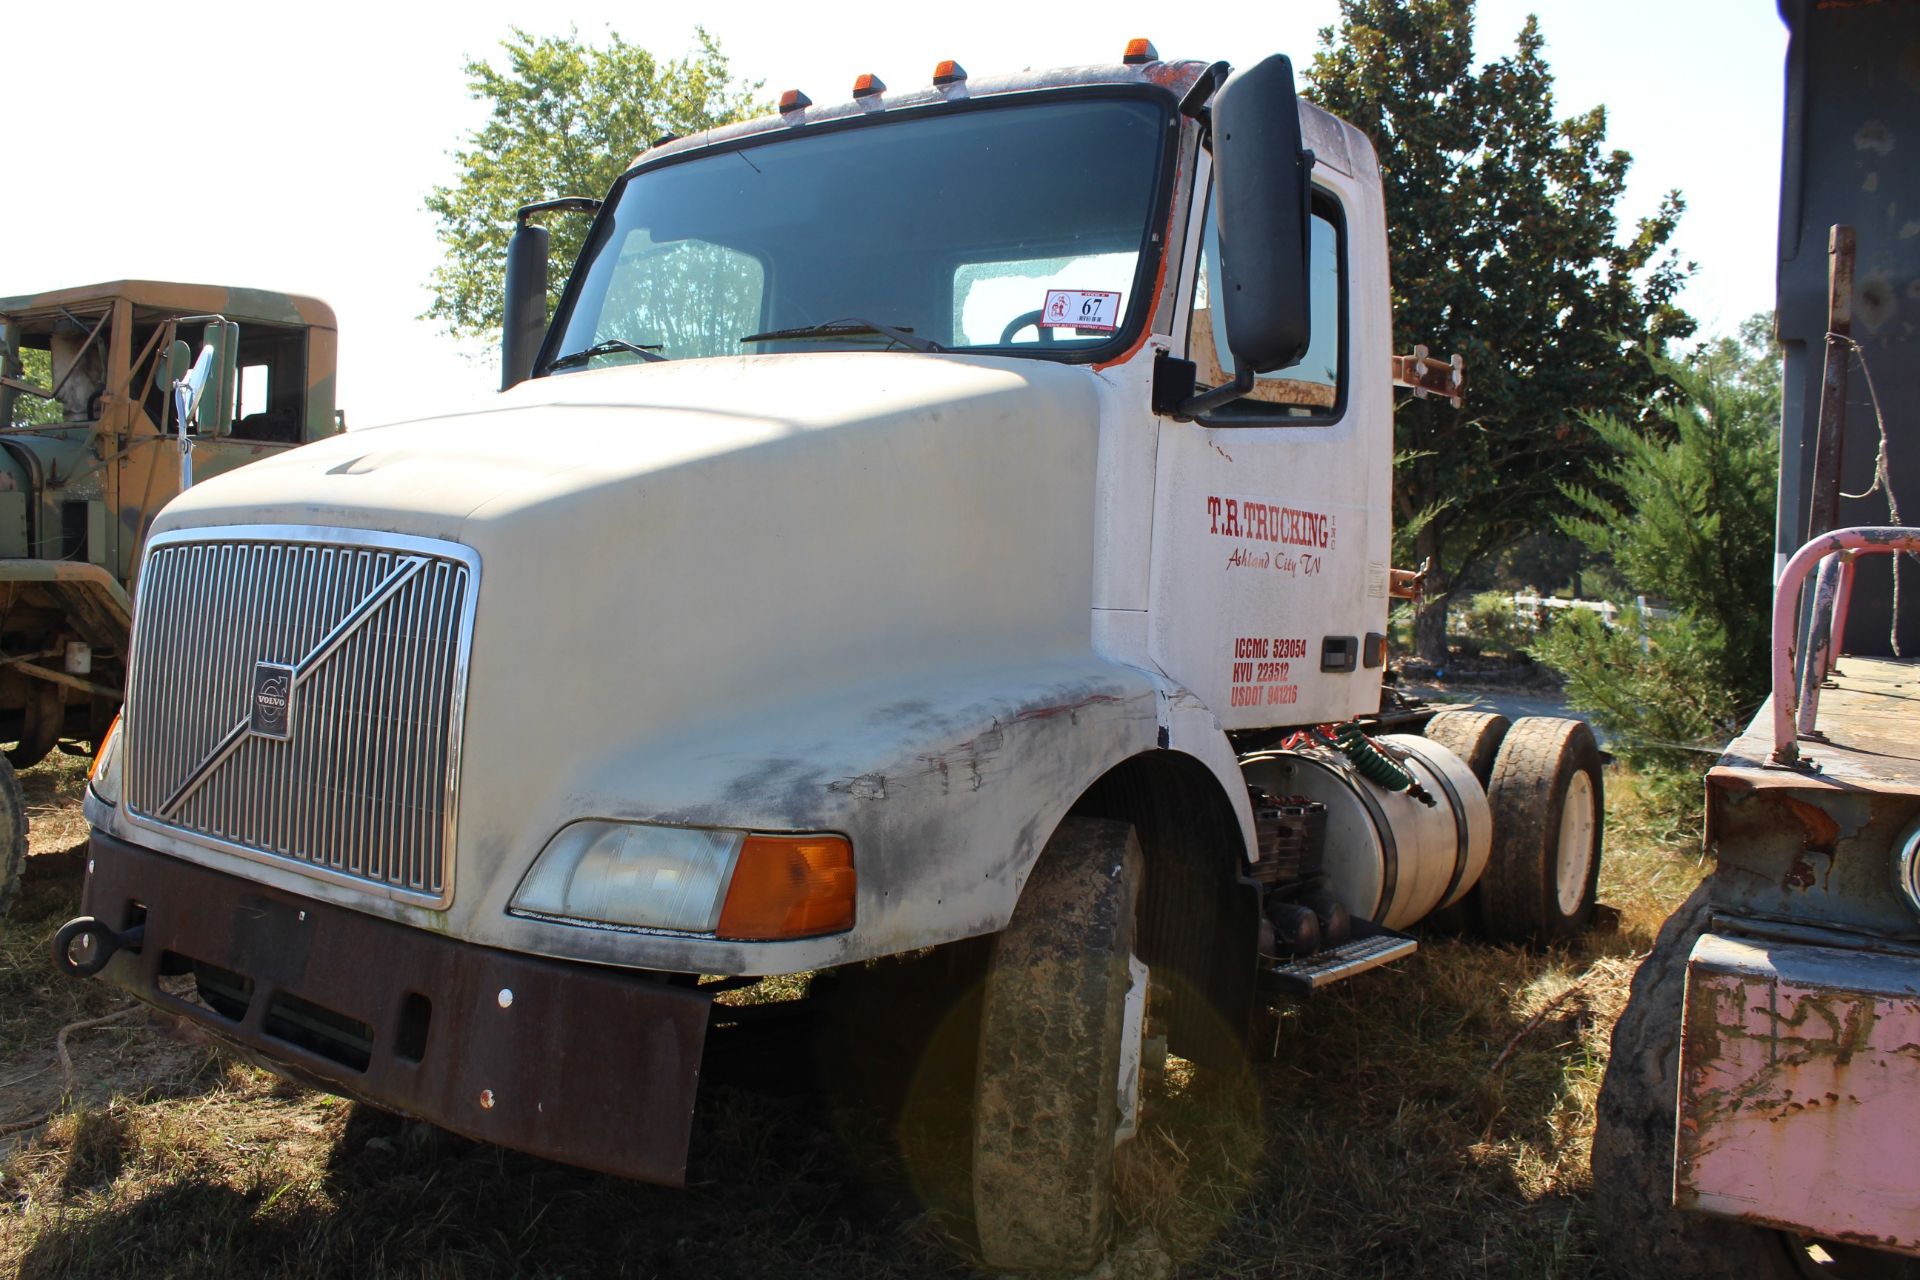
1148, 137, 1395, 731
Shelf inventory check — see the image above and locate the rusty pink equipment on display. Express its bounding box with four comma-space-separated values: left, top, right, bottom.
1590, 3, 1920, 1276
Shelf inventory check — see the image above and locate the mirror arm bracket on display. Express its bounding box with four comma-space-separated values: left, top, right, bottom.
516, 196, 602, 226
1171, 367, 1256, 423
1179, 61, 1231, 123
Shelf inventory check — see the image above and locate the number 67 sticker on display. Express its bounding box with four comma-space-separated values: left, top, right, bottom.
1040, 289, 1122, 332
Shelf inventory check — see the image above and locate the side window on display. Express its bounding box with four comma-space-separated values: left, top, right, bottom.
1188, 192, 1345, 421
237, 363, 272, 421
229, 326, 308, 444
595, 230, 765, 361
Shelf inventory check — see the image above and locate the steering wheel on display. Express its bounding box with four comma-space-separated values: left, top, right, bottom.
999, 310, 1059, 345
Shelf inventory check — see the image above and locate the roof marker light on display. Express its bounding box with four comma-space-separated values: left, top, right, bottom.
852, 73, 886, 99
1122, 38, 1159, 65
778, 88, 812, 113
933, 59, 967, 87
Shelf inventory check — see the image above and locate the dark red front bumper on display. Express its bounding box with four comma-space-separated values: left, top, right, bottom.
78, 831, 711, 1185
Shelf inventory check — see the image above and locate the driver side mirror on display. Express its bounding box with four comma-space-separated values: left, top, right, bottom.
171, 321, 237, 437
1170, 54, 1316, 419
501, 196, 603, 391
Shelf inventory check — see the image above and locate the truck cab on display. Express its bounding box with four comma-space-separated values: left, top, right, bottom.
0, 281, 339, 915
63, 50, 1597, 1270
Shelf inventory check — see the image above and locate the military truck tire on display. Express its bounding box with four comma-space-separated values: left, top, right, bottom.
0, 756, 28, 918
1593, 881, 1919, 1279
1480, 716, 1603, 942
9, 682, 62, 769
972, 817, 1144, 1272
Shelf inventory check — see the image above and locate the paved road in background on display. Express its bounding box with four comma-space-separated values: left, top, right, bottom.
1400, 681, 1610, 746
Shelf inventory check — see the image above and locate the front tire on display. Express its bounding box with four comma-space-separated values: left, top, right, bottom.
972, 817, 1144, 1271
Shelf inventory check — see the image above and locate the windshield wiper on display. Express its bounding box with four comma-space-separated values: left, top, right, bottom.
739, 318, 945, 354
546, 338, 668, 371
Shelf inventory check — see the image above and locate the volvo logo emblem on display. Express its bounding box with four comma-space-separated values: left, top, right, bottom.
250, 662, 295, 740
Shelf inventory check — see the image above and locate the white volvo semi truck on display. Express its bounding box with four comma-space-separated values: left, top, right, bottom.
58, 44, 1604, 1270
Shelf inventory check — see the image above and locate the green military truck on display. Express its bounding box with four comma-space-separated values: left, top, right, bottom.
0, 281, 342, 913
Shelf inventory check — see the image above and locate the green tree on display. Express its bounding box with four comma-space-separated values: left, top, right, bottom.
4, 348, 64, 427
1306, 0, 1694, 662
425, 27, 765, 342
1533, 319, 1780, 795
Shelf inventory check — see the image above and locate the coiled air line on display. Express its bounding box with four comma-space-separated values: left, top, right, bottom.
1311, 723, 1439, 807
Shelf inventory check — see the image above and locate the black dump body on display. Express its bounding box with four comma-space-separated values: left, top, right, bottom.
1775, 0, 1920, 652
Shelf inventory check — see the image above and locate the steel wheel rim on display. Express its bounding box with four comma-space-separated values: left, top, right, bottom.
1555, 770, 1597, 915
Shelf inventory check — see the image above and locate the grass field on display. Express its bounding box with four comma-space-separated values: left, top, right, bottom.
0, 754, 1707, 1279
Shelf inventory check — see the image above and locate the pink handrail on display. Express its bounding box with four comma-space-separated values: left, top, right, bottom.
1772, 526, 1920, 762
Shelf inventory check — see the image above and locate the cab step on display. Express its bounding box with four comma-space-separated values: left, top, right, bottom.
1259, 921, 1417, 997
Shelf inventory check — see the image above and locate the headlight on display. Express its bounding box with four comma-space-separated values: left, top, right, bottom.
87, 713, 123, 807
1895, 815, 1920, 918
510, 821, 856, 940
511, 822, 744, 933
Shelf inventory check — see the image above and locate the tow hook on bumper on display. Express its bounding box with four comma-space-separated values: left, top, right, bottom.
52, 915, 144, 977
63, 831, 713, 1185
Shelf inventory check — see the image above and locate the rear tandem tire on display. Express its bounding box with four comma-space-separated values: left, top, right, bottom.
1421, 709, 1510, 788
1480, 716, 1603, 943
1419, 710, 1512, 932
972, 817, 1144, 1272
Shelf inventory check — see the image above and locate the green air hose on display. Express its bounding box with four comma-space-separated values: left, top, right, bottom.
1312, 723, 1437, 807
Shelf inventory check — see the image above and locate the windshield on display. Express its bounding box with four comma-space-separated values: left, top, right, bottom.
545, 94, 1172, 370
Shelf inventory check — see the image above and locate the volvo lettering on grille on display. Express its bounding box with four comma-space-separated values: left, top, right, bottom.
249, 662, 295, 740
121, 529, 478, 906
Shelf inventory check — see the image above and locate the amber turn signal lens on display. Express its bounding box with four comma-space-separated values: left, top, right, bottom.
89, 713, 121, 781
715, 835, 855, 940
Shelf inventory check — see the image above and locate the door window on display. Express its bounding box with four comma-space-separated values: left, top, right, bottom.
1188, 192, 1345, 422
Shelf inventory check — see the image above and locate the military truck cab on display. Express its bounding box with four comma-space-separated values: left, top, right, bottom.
0, 281, 339, 914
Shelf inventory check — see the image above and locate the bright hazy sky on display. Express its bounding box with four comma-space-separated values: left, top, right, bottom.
6, 1, 1784, 428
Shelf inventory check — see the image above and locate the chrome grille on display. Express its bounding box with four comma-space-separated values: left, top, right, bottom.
123, 529, 477, 905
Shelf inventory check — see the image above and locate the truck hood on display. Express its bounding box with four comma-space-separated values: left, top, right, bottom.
145, 350, 1116, 949
154, 352, 1093, 541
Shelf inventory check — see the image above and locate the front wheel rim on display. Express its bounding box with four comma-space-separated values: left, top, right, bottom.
1554, 770, 1597, 915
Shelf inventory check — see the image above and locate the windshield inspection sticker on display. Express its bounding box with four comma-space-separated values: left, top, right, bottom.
1040, 289, 1122, 332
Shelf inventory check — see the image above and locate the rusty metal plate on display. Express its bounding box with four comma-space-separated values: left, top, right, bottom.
1712, 657, 1920, 799
79, 831, 710, 1185
1677, 931, 1920, 1256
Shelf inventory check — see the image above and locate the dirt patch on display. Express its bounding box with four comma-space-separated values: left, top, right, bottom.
0, 765, 1705, 1278
1, 757, 224, 1164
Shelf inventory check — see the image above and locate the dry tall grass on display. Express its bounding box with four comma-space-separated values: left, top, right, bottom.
0, 766, 1707, 1279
